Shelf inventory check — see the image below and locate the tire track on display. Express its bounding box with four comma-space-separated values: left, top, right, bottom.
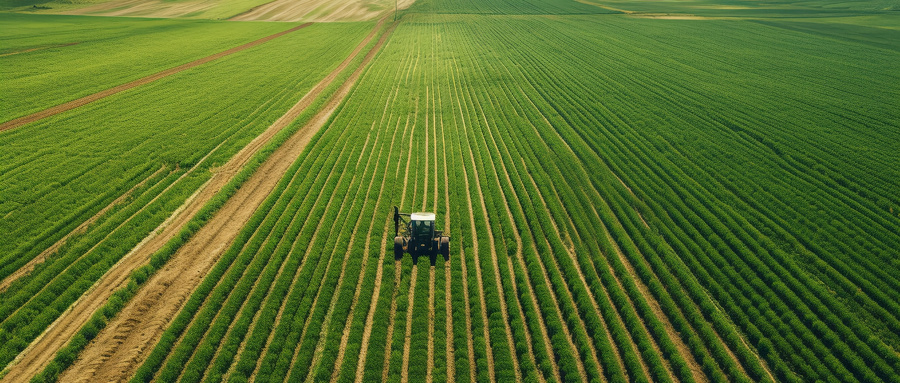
0, 24, 312, 132
399, 265, 418, 383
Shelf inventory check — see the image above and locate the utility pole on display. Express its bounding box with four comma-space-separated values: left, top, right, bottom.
394, 0, 398, 21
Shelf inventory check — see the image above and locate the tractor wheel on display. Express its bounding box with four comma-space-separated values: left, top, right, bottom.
440, 237, 450, 261
394, 237, 404, 260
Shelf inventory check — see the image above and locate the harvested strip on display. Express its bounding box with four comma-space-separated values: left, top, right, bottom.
0, 23, 311, 131
0, 165, 165, 293
0, 19, 386, 383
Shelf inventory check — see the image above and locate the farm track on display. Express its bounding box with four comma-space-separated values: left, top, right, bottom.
400, 265, 418, 383
0, 165, 166, 293
0, 19, 390, 383
437, 88, 457, 383
0, 23, 312, 132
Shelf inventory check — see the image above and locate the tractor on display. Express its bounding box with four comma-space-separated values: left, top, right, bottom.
393, 206, 449, 264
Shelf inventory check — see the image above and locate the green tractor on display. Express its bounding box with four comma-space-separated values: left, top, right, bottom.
393, 206, 450, 264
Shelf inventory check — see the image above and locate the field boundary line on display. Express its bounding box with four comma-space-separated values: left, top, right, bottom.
0, 23, 313, 132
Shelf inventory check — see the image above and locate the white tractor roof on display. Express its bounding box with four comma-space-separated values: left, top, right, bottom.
410, 212, 436, 221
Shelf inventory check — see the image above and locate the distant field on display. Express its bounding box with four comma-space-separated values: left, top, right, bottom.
1, 0, 899, 381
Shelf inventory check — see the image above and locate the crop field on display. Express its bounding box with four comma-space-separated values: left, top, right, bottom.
1, 0, 899, 381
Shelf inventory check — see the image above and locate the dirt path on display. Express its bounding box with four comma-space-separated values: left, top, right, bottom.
426, 266, 435, 383
0, 165, 165, 293
0, 19, 388, 383
437, 86, 456, 383
399, 265, 418, 383
0, 23, 311, 132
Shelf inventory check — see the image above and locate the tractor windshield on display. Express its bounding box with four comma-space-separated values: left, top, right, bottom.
413, 220, 433, 239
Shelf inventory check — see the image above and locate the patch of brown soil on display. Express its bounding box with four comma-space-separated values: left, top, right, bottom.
0, 23, 310, 132
231, 0, 415, 23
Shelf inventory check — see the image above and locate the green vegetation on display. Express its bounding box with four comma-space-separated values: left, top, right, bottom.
1, 0, 898, 381
121, 1, 900, 381
0, 14, 291, 121
0, 18, 370, 374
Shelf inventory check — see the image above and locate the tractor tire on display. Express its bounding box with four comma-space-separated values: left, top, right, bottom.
440, 237, 450, 261
394, 236, 404, 260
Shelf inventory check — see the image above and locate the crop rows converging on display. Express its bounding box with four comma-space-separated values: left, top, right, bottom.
0, 22, 372, 372
128, 9, 900, 383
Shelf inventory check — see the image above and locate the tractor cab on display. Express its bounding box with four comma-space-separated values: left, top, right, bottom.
410, 213, 435, 241
393, 207, 450, 264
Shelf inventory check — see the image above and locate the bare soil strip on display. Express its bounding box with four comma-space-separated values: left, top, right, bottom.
426, 267, 435, 383
0, 20, 387, 383
0, 42, 79, 57
0, 165, 166, 293
437, 88, 456, 383
0, 23, 311, 132
399, 265, 418, 383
